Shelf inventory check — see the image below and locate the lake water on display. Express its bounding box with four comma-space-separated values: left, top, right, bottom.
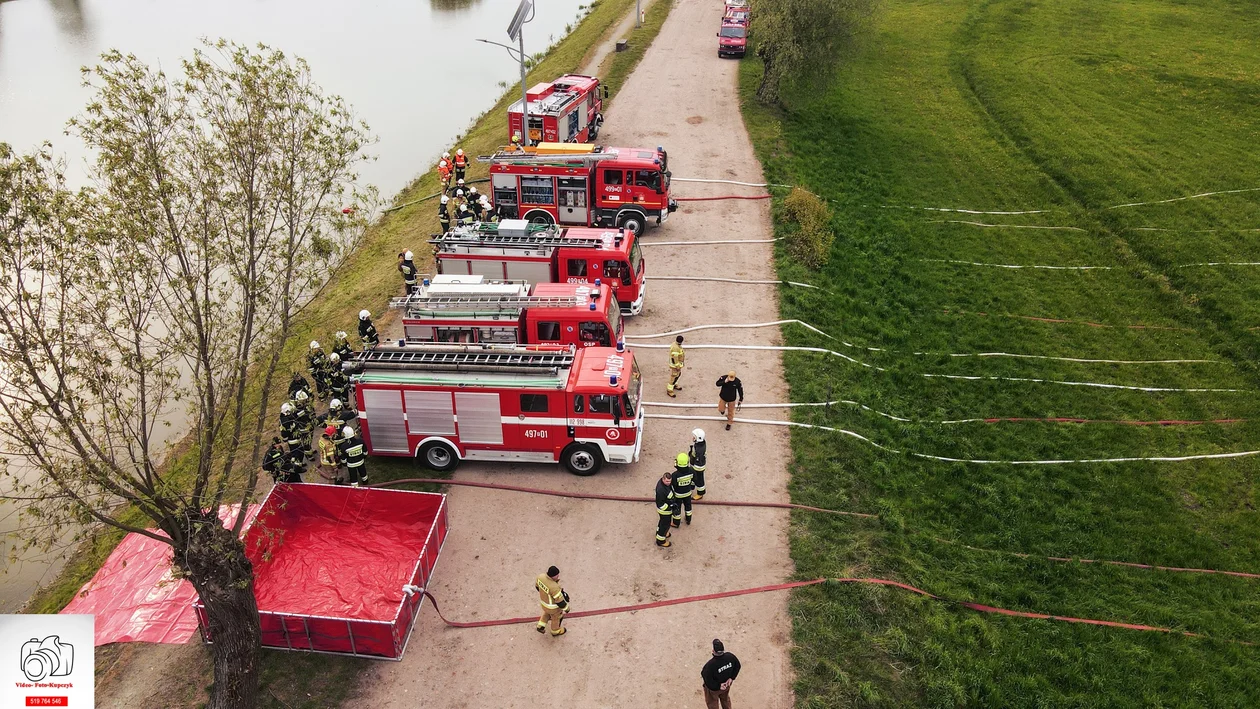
0, 0, 586, 612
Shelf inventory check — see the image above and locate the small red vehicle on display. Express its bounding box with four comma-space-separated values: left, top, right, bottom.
431, 221, 646, 315
390, 277, 625, 349
482, 142, 676, 236
350, 343, 643, 475
508, 74, 608, 145
718, 22, 748, 58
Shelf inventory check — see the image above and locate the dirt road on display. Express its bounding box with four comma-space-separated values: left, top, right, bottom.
355, 0, 796, 707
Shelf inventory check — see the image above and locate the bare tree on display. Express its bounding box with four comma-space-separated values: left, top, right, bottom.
0, 40, 375, 709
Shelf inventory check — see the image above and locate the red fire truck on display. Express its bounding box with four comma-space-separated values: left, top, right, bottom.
389, 276, 625, 348
480, 143, 677, 236
508, 74, 607, 145
349, 343, 643, 475
431, 220, 646, 315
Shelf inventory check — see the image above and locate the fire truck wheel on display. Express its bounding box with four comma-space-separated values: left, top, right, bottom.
618, 212, 646, 237
525, 210, 555, 226
562, 443, 603, 476
418, 441, 459, 472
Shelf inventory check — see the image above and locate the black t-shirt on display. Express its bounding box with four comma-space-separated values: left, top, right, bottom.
715, 376, 743, 402
701, 652, 741, 691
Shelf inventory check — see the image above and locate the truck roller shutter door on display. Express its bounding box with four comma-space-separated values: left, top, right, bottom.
362, 390, 409, 452
506, 260, 552, 284
405, 391, 456, 436
454, 392, 504, 444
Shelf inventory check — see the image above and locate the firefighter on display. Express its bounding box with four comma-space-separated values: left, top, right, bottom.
670, 452, 695, 527
667, 335, 685, 397
690, 428, 708, 499
468, 190, 484, 220
457, 201, 475, 226
327, 352, 351, 403
453, 178, 467, 202
358, 310, 380, 349
332, 330, 354, 362
293, 389, 316, 452
453, 148, 468, 182
399, 250, 418, 294
510, 131, 524, 151
481, 196, 498, 223
339, 425, 368, 486
534, 566, 568, 637
715, 370, 744, 431
308, 341, 331, 398
701, 639, 742, 709
279, 402, 303, 452
316, 425, 343, 484
438, 152, 453, 192
655, 469, 675, 547
325, 398, 358, 432
279, 445, 306, 484
438, 194, 452, 233
262, 437, 286, 483
288, 371, 311, 400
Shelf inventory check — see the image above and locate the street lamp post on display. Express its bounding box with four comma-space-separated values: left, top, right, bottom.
478, 0, 537, 147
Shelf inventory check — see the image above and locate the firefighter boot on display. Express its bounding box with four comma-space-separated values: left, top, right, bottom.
671, 518, 681, 528
656, 538, 672, 547
551, 627, 567, 637
685, 512, 692, 525
536, 623, 546, 634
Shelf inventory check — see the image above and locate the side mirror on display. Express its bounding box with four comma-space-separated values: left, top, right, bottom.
716, 32, 721, 36
603, 85, 609, 99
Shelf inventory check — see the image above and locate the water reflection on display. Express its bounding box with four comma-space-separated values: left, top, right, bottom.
431, 0, 482, 12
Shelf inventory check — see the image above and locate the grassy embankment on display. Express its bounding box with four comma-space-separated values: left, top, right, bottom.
22, 0, 675, 704
740, 0, 1260, 705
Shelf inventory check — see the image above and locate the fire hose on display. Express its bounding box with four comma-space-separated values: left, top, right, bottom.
419, 579, 1253, 645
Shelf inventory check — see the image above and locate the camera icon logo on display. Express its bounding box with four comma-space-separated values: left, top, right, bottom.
20, 635, 74, 682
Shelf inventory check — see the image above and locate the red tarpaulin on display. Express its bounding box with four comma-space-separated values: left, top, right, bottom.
197, 484, 448, 659
61, 504, 257, 646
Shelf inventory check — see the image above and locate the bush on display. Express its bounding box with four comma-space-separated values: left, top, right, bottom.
782, 187, 835, 268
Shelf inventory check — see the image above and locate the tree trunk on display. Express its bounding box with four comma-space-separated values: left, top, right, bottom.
176, 511, 261, 709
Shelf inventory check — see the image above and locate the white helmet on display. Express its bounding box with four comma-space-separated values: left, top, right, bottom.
480, 197, 491, 209
440, 195, 450, 204
459, 203, 469, 212
404, 250, 414, 260
359, 310, 371, 320
342, 425, 355, 438
335, 330, 347, 340
281, 402, 294, 414
295, 390, 308, 402
442, 151, 450, 159
456, 148, 464, 156
329, 352, 341, 364
468, 186, 478, 195
457, 178, 465, 186
309, 341, 320, 350
692, 428, 705, 442
330, 398, 342, 410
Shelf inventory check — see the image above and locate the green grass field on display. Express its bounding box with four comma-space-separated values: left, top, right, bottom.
740, 0, 1260, 705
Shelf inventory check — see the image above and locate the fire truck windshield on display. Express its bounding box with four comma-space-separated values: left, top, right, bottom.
607, 292, 624, 341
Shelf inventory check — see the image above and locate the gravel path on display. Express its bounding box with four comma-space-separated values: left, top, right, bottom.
355, 0, 796, 706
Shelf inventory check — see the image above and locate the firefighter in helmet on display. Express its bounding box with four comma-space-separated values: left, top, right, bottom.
481, 195, 498, 223
327, 352, 351, 404
454, 178, 467, 201
457, 201, 475, 226
467, 187, 484, 220
690, 429, 708, 499
453, 147, 468, 182
279, 402, 303, 453
670, 452, 695, 527
535, 566, 568, 637
358, 310, 380, 349
332, 331, 354, 362
438, 194, 452, 233
317, 425, 343, 484
338, 425, 367, 486
262, 436, 286, 483
288, 371, 312, 400
308, 341, 331, 398
438, 152, 453, 192
399, 250, 418, 295
510, 131, 524, 151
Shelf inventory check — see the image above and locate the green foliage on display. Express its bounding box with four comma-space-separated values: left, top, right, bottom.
750, 0, 874, 104
741, 0, 1260, 704
781, 187, 835, 269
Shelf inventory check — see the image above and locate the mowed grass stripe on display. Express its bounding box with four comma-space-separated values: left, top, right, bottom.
740, 0, 1260, 704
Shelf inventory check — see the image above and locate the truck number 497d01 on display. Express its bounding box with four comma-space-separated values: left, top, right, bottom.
524, 429, 550, 439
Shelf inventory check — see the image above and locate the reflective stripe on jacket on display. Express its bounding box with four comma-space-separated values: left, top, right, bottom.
669, 343, 685, 369
536, 574, 564, 609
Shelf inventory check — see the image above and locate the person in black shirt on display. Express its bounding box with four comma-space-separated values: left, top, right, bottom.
700, 639, 741, 709
654, 470, 675, 547
714, 370, 743, 431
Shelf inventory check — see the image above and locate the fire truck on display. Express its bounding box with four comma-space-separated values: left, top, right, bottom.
480, 143, 678, 236
389, 276, 624, 348
431, 220, 646, 315
508, 74, 607, 145
348, 343, 643, 475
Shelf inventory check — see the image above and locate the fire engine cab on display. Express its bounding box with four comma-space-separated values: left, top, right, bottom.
431, 220, 646, 315
389, 276, 625, 348
508, 74, 607, 145
480, 143, 678, 236
349, 343, 643, 475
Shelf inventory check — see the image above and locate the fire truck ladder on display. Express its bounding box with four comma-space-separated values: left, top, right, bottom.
477, 149, 616, 164
433, 227, 615, 251
355, 345, 576, 374
391, 293, 589, 314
